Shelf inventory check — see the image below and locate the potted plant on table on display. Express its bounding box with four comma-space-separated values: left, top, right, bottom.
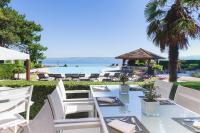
119, 73, 129, 94
141, 85, 160, 116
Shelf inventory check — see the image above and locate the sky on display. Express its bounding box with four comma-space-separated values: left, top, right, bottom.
10, 0, 200, 58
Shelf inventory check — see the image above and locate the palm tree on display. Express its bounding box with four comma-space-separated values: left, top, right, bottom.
145, 0, 200, 82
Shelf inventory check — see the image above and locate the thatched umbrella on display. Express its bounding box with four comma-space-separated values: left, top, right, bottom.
116, 48, 165, 66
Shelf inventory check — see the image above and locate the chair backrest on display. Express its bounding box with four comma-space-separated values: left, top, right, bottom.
90, 73, 99, 78
113, 73, 120, 78
154, 80, 173, 99
65, 74, 72, 78
54, 74, 62, 78
0, 86, 33, 121
71, 74, 79, 78
37, 74, 46, 79
57, 79, 66, 100
103, 73, 110, 77
28, 101, 55, 133
174, 86, 200, 114
79, 74, 85, 77
47, 86, 65, 120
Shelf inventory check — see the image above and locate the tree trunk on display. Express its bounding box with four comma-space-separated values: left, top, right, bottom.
168, 44, 179, 82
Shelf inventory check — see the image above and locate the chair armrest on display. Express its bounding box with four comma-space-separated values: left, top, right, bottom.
54, 121, 100, 130
65, 90, 90, 94
63, 98, 93, 102
63, 100, 94, 105
54, 118, 99, 124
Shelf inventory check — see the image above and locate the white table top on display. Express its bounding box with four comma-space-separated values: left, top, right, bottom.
90, 85, 200, 133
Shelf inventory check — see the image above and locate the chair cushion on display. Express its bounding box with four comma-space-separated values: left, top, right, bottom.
64, 104, 94, 114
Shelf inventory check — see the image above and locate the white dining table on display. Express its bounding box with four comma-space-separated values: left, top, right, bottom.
90, 85, 200, 133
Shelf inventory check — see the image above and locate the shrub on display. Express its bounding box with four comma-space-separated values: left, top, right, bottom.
0, 64, 16, 79
152, 64, 163, 73
12, 64, 26, 78
159, 60, 200, 71
170, 82, 200, 100
119, 73, 129, 85
192, 72, 200, 78
31, 62, 43, 69
187, 64, 199, 70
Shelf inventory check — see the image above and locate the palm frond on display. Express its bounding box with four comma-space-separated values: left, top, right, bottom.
182, 0, 200, 8
145, 1, 166, 22
146, 0, 200, 52
173, 18, 200, 39
158, 0, 168, 6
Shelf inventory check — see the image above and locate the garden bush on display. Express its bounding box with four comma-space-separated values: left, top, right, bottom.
0, 64, 16, 79
159, 60, 200, 71
192, 72, 200, 78
170, 82, 200, 100
153, 64, 163, 74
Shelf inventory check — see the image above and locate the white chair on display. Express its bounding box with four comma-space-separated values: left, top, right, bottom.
154, 80, 173, 99
25, 88, 100, 133
0, 86, 33, 133
57, 79, 92, 101
57, 80, 95, 116
174, 86, 200, 114
0, 86, 34, 113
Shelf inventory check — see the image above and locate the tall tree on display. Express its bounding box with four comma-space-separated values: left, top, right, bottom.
28, 43, 47, 64
145, 0, 200, 82
0, 0, 11, 8
0, 0, 47, 63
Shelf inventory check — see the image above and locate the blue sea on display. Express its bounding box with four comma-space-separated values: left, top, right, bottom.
43, 57, 121, 74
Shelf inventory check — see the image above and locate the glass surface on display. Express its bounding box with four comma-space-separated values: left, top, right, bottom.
91, 85, 200, 133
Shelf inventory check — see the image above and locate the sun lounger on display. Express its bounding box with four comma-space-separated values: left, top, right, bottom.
64, 74, 72, 81
48, 74, 64, 80
90, 73, 99, 79
79, 74, 85, 78
80, 77, 90, 81
99, 73, 111, 82
89, 73, 100, 81
111, 72, 121, 82
37, 73, 54, 81
71, 74, 80, 81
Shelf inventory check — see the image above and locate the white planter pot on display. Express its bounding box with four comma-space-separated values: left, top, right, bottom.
141, 99, 159, 116
120, 85, 129, 94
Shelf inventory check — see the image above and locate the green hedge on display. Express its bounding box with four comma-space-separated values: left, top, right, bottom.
159, 60, 200, 70
192, 72, 200, 78
0, 63, 26, 80
170, 82, 200, 100
0, 64, 15, 79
